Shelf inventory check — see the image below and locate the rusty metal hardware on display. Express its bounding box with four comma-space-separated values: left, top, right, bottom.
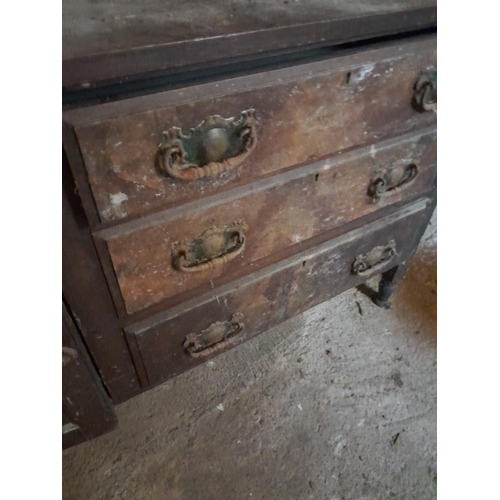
159, 110, 258, 180
183, 313, 245, 358
172, 221, 248, 273
369, 163, 418, 201
413, 68, 437, 112
352, 240, 397, 276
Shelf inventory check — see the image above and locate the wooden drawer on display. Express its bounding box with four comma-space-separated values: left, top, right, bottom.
64, 36, 436, 225
125, 198, 433, 387
97, 128, 436, 314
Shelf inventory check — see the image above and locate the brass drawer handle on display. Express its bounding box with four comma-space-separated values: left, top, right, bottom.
369, 163, 418, 201
183, 313, 245, 358
159, 110, 258, 180
352, 240, 397, 276
172, 221, 248, 273
413, 68, 437, 112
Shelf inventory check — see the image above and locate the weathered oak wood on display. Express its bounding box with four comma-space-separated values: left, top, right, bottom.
99, 128, 436, 314
64, 37, 436, 225
62, 0, 436, 89
125, 198, 433, 387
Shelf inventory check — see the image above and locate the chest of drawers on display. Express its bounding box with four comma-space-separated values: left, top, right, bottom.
62, 0, 437, 447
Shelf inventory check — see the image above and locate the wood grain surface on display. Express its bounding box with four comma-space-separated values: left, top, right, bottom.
62, 0, 436, 87
125, 198, 433, 387
99, 128, 436, 314
65, 37, 436, 225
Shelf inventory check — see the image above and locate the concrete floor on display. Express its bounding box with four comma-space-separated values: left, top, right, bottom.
63, 211, 437, 500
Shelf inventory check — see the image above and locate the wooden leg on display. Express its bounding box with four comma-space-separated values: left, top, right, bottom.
372, 262, 409, 309
372, 190, 436, 309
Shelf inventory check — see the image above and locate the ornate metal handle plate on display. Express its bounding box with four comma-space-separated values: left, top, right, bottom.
413, 68, 437, 112
352, 240, 397, 276
159, 110, 258, 180
368, 163, 418, 201
172, 221, 248, 273
183, 313, 245, 358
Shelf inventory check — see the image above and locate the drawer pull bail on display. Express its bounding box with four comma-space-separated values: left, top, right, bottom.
159, 110, 258, 180
413, 68, 437, 112
172, 220, 248, 273
183, 313, 245, 358
352, 240, 397, 276
369, 163, 418, 201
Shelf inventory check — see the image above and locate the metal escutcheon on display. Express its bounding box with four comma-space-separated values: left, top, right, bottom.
369, 163, 418, 202
171, 221, 248, 273
413, 68, 437, 112
183, 313, 245, 358
159, 110, 258, 180
352, 240, 397, 276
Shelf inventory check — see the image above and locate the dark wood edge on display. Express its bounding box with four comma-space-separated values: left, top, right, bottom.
62, 6, 436, 89
63, 303, 118, 448
91, 234, 128, 318
62, 124, 101, 227
63, 155, 143, 402
125, 333, 151, 388
63, 425, 87, 449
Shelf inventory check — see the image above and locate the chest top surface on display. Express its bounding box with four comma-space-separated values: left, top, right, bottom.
62, 0, 437, 88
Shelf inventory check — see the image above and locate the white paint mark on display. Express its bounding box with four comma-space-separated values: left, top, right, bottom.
110, 192, 128, 206
351, 63, 375, 83
370, 144, 377, 158
292, 234, 302, 243
113, 141, 123, 148
216, 404, 224, 412
208, 361, 215, 367
297, 403, 303, 411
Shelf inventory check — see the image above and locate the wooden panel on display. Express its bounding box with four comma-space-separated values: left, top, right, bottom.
125, 198, 433, 387
62, 0, 436, 88
99, 128, 436, 314
65, 37, 436, 224
63, 303, 117, 449
62, 152, 142, 403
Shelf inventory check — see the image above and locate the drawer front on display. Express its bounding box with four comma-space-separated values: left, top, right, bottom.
100, 128, 436, 314
67, 37, 436, 224
125, 198, 433, 387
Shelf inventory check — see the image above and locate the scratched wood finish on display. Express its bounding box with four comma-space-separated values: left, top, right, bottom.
125, 199, 432, 387
100, 128, 436, 314
62, 0, 436, 88
63, 303, 117, 449
65, 37, 436, 224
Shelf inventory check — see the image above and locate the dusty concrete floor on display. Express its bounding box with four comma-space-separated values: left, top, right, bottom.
63, 211, 437, 500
